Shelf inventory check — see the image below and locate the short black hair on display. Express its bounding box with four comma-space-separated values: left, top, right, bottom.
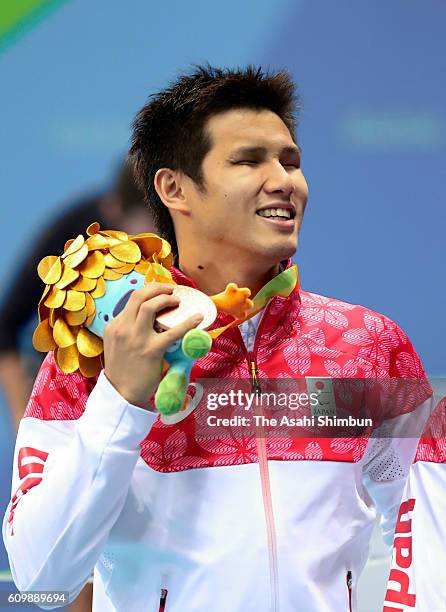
130, 65, 300, 254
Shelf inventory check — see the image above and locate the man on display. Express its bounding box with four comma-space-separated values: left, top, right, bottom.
2, 66, 432, 611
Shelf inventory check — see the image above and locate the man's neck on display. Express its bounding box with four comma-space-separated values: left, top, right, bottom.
177, 254, 282, 297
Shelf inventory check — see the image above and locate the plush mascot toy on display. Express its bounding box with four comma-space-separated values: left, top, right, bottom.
32, 223, 255, 415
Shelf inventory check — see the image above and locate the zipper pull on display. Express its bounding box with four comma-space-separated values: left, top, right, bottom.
159, 588, 168, 612
346, 570, 352, 587
250, 359, 261, 394
346, 571, 353, 612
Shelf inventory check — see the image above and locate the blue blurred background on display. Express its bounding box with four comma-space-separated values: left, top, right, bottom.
0, 1, 444, 609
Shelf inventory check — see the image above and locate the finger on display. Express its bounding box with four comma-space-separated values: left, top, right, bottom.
155, 313, 204, 350
134, 293, 181, 334
118, 283, 175, 322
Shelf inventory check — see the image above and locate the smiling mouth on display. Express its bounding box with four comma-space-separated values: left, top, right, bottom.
256, 207, 296, 221
255, 209, 296, 231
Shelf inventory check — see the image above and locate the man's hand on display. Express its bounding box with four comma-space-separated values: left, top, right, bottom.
103, 283, 203, 408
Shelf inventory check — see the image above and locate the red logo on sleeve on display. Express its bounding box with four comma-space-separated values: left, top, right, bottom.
383, 498, 416, 611
8, 447, 49, 529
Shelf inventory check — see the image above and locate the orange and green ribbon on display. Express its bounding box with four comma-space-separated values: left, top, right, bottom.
143, 261, 299, 340
209, 264, 299, 339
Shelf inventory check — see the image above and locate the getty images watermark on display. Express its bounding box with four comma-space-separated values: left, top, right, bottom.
186, 377, 434, 439
206, 382, 372, 430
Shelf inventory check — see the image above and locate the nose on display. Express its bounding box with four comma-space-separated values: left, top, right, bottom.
263, 160, 295, 197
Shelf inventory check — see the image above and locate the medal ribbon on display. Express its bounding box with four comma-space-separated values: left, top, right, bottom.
209, 264, 299, 339
144, 262, 298, 340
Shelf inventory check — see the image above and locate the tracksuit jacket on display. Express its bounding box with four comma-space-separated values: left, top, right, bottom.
2, 263, 433, 611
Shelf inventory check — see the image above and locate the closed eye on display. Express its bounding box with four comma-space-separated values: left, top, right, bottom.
233, 159, 299, 168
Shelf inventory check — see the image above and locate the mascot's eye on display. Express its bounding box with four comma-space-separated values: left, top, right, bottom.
166, 339, 181, 353
113, 290, 134, 317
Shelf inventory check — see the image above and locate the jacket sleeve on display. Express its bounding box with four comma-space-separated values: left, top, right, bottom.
383, 398, 446, 611
361, 396, 433, 546
361, 321, 433, 546
2, 352, 157, 608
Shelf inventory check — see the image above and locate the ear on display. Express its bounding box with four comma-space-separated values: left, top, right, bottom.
154, 168, 190, 214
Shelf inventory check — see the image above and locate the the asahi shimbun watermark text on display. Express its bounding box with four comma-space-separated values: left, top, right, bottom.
191, 377, 433, 439
206, 389, 372, 429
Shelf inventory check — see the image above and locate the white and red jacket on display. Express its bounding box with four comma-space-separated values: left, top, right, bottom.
383, 397, 446, 612
2, 265, 432, 611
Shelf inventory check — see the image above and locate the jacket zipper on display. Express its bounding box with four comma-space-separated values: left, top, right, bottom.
247, 307, 280, 612
250, 359, 261, 394
159, 588, 168, 611
346, 571, 353, 612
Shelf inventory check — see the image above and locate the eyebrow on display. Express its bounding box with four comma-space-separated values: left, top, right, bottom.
230, 145, 301, 157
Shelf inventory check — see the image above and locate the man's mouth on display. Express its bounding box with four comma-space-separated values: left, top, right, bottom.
255, 205, 296, 230
256, 207, 294, 220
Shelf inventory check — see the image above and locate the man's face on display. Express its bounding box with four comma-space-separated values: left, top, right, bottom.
184, 108, 308, 265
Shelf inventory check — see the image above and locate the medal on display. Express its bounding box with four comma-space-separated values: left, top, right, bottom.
155, 285, 217, 331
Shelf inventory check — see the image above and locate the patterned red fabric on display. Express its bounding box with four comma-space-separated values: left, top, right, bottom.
414, 397, 446, 464
25, 353, 96, 420
24, 264, 429, 472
